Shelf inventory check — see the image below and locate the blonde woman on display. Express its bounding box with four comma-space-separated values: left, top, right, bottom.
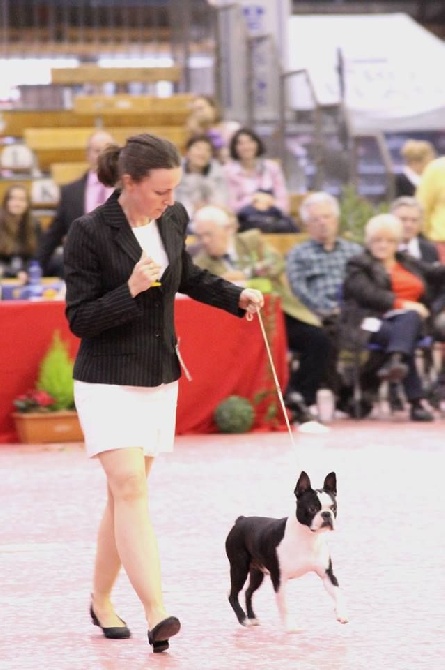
342, 213, 445, 421
395, 139, 436, 197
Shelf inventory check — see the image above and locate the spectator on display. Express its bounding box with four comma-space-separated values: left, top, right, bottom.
36, 130, 115, 277
174, 135, 228, 221
394, 139, 435, 198
224, 128, 289, 215
0, 183, 41, 281
416, 156, 445, 257
341, 214, 445, 422
191, 205, 331, 427
286, 192, 362, 404
237, 188, 299, 234
391, 196, 439, 263
388, 196, 440, 411
186, 94, 240, 164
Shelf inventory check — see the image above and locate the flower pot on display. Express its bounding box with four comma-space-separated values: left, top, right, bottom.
12, 411, 83, 444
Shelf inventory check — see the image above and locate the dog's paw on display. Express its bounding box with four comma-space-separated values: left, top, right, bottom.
244, 617, 260, 627
336, 611, 349, 624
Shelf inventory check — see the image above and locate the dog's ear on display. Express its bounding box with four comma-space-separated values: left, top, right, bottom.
294, 471, 311, 498
323, 472, 337, 496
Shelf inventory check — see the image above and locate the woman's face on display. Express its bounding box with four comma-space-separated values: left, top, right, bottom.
187, 141, 213, 171
191, 97, 215, 123
6, 187, 29, 217
367, 230, 399, 262
124, 167, 182, 219
235, 133, 258, 162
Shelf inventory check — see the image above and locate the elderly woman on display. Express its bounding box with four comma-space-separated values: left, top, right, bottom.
342, 213, 445, 422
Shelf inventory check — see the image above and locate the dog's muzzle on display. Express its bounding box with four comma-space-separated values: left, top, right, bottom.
321, 512, 334, 529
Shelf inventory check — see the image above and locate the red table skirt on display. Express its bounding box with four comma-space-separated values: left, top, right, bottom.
0, 295, 288, 443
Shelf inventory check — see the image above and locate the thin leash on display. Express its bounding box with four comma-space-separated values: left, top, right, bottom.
247, 309, 298, 450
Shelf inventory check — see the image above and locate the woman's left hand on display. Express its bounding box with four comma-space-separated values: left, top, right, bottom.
239, 288, 264, 316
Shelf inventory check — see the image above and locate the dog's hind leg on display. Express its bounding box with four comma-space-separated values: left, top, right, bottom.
227, 550, 251, 626
244, 567, 264, 626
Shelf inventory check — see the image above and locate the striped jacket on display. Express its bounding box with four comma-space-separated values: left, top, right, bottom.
64, 190, 244, 386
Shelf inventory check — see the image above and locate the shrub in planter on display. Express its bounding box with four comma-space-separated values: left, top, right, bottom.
214, 395, 255, 434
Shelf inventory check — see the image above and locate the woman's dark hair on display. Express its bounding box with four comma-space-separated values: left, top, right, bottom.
0, 184, 38, 256
185, 134, 214, 152
229, 127, 266, 161
97, 133, 181, 187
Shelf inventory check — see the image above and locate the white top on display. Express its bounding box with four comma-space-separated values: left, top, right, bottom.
132, 220, 169, 277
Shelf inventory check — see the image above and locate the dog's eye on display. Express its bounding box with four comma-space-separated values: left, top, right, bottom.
308, 505, 319, 515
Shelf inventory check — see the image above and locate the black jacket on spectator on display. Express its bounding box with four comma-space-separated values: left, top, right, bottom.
36, 174, 87, 276
339, 249, 445, 351
237, 205, 298, 234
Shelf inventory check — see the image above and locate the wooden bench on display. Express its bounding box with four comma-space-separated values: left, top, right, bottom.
51, 66, 182, 86
24, 126, 188, 171
1, 102, 191, 139
50, 162, 88, 185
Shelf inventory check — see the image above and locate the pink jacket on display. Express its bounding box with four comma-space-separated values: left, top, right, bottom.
223, 159, 290, 214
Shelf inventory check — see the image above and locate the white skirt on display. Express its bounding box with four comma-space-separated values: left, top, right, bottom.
74, 380, 178, 459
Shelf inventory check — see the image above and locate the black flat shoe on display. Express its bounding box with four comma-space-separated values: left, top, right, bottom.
90, 604, 131, 639
409, 404, 434, 422
147, 616, 181, 653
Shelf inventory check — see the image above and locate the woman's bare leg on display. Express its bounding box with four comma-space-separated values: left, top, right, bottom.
98, 448, 168, 630
91, 484, 124, 627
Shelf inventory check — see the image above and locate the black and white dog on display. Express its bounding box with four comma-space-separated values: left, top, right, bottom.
225, 471, 348, 631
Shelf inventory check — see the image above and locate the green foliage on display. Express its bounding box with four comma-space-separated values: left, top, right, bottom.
36, 331, 75, 411
214, 395, 255, 434
339, 184, 388, 244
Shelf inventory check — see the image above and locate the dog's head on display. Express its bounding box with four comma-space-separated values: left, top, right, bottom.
293, 471, 337, 532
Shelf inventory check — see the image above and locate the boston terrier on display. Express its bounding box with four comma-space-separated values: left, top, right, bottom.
225, 471, 348, 631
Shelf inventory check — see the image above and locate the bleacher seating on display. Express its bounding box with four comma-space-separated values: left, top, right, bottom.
24, 125, 188, 171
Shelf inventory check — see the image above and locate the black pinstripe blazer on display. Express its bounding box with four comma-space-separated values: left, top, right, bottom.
64, 190, 244, 386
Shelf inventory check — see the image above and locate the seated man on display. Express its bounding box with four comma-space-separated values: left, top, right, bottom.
391, 196, 439, 263
389, 196, 440, 410
190, 204, 331, 426
286, 192, 362, 409
36, 130, 115, 277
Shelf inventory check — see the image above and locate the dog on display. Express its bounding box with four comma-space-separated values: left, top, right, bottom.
225, 471, 348, 631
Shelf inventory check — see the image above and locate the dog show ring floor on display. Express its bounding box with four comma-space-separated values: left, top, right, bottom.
1, 417, 444, 670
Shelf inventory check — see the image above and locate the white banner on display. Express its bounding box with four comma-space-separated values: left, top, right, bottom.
287, 13, 445, 132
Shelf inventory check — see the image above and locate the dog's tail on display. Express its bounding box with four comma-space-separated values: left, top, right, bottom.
235, 515, 245, 524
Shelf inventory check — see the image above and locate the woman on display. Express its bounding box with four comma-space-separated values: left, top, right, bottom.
341, 213, 445, 422
394, 139, 435, 197
224, 128, 290, 215
174, 134, 229, 220
186, 94, 240, 164
63, 133, 263, 653
0, 184, 41, 281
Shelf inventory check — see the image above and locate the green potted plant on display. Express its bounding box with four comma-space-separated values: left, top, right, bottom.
12, 331, 83, 444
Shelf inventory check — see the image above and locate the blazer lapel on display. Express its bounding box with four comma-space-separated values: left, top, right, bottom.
157, 208, 184, 275
101, 191, 141, 263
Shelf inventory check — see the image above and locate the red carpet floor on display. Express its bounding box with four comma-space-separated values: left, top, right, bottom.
1, 416, 444, 670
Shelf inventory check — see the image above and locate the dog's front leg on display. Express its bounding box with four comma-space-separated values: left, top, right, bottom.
274, 576, 299, 632
319, 560, 348, 624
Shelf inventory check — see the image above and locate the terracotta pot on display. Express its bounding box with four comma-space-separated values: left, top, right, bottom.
12, 411, 83, 444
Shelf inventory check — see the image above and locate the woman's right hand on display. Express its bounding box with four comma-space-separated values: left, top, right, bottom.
400, 300, 430, 319
128, 252, 162, 297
